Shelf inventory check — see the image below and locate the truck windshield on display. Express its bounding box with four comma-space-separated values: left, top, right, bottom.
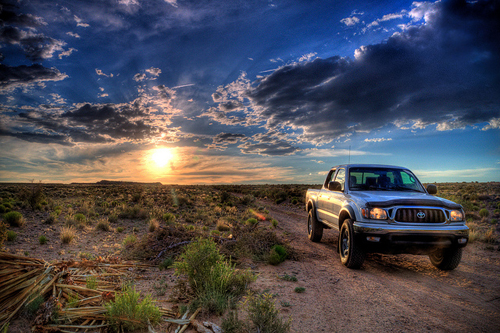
348, 167, 424, 192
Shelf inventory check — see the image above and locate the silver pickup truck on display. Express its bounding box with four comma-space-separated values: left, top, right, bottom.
305, 164, 469, 270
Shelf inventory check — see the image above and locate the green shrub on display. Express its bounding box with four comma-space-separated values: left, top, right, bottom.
159, 257, 174, 270
74, 213, 86, 224
221, 310, 245, 333
0, 205, 6, 213
148, 218, 159, 232
246, 218, 258, 226
7, 230, 17, 241
294, 287, 305, 293
116, 227, 124, 233
39, 235, 47, 245
174, 237, 255, 314
278, 274, 297, 282
245, 293, 291, 333
162, 212, 176, 224
479, 208, 489, 218
0, 222, 7, 248
24, 293, 44, 318
105, 285, 161, 331
108, 213, 118, 223
268, 245, 288, 265
3, 211, 24, 227
122, 234, 137, 247
96, 218, 110, 231
271, 219, 278, 228
44, 214, 56, 225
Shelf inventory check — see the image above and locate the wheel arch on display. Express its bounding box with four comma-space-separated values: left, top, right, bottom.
338, 206, 355, 230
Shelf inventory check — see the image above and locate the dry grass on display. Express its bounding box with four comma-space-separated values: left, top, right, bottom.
60, 226, 76, 244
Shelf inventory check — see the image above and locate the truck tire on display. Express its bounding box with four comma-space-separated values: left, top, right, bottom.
339, 219, 365, 269
307, 209, 323, 242
429, 247, 462, 270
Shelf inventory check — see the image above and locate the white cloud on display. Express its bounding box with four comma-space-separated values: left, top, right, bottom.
340, 16, 360, 26
364, 138, 392, 143
74, 15, 89, 28
66, 32, 80, 38
95, 69, 113, 77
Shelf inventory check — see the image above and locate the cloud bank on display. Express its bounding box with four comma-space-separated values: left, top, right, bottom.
207, 0, 500, 145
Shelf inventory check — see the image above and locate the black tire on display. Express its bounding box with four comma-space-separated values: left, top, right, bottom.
429, 247, 463, 270
307, 209, 323, 242
339, 219, 365, 269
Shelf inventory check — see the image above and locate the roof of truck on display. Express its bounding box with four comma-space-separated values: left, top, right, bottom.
331, 164, 410, 170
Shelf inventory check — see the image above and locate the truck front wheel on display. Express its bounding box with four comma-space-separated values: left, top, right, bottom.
307, 209, 323, 242
339, 219, 365, 269
429, 247, 462, 270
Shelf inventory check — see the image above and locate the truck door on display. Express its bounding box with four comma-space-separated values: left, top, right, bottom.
317, 169, 335, 222
325, 168, 345, 226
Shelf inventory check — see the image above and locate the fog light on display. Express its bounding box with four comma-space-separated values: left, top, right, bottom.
458, 238, 467, 245
367, 236, 381, 242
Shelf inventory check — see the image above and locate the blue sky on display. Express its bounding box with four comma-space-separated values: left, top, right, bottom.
1, 0, 499, 184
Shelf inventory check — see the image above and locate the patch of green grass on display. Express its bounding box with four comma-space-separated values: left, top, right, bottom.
268, 245, 288, 265
105, 285, 161, 331
3, 211, 24, 227
278, 274, 297, 282
294, 287, 305, 293
122, 234, 137, 248
116, 227, 124, 233
158, 257, 173, 270
174, 237, 255, 315
7, 230, 17, 241
86, 276, 98, 290
39, 235, 48, 245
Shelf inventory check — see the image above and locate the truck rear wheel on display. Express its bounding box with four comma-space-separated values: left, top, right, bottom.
307, 209, 323, 242
339, 219, 365, 269
429, 247, 462, 270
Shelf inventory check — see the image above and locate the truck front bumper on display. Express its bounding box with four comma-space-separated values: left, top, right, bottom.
353, 222, 469, 255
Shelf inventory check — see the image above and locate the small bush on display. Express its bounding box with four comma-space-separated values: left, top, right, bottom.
24, 293, 44, 318
162, 212, 176, 224
245, 293, 291, 333
7, 230, 17, 241
0, 222, 7, 248
246, 218, 258, 226
278, 274, 298, 282
271, 219, 278, 228
158, 257, 173, 270
96, 218, 110, 231
148, 218, 159, 232
294, 287, 305, 293
44, 214, 56, 225
174, 237, 255, 314
105, 285, 161, 331
3, 211, 24, 227
116, 227, 124, 233
39, 235, 47, 245
479, 208, 489, 218
216, 220, 231, 231
74, 213, 86, 224
60, 226, 76, 244
86, 276, 98, 289
108, 213, 118, 223
122, 234, 137, 248
268, 245, 288, 265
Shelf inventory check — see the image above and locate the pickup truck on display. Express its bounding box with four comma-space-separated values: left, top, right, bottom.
305, 164, 469, 270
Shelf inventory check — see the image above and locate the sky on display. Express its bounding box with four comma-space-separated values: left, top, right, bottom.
0, 0, 499, 184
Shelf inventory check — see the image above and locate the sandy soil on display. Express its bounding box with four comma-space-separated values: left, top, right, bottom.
4, 199, 500, 333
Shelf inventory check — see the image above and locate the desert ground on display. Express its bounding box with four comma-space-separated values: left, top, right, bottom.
1, 182, 499, 332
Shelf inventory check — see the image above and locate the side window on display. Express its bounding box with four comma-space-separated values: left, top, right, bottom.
401, 171, 417, 189
334, 169, 345, 191
324, 169, 336, 188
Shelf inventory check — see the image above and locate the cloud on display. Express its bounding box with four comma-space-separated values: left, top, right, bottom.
340, 16, 360, 26
96, 69, 113, 77
134, 67, 162, 81
74, 15, 89, 27
213, 132, 246, 144
66, 32, 80, 38
364, 138, 392, 143
0, 64, 68, 93
208, 0, 500, 145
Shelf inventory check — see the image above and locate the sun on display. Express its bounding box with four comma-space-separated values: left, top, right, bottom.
150, 148, 173, 168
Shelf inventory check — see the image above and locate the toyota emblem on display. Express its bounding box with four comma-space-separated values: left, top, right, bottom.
417, 212, 426, 219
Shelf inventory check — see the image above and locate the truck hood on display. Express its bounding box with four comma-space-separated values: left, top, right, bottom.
348, 191, 462, 210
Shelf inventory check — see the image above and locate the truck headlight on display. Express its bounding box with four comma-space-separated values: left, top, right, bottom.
362, 208, 387, 220
450, 210, 464, 222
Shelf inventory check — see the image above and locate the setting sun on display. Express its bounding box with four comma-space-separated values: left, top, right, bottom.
150, 148, 174, 168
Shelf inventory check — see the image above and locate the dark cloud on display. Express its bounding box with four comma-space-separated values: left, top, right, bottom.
212, 132, 246, 144
238, 132, 300, 156
0, 64, 68, 92
210, 0, 500, 144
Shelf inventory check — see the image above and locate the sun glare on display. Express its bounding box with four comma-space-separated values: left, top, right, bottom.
151, 148, 173, 168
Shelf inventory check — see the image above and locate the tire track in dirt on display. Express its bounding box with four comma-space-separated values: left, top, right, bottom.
253, 199, 500, 333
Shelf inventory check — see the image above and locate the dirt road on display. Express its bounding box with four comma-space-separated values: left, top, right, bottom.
253, 201, 500, 333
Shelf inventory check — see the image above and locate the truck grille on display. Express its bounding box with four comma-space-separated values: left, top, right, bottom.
395, 208, 445, 223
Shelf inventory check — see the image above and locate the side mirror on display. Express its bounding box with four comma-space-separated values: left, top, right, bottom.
427, 184, 437, 195
328, 181, 342, 191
